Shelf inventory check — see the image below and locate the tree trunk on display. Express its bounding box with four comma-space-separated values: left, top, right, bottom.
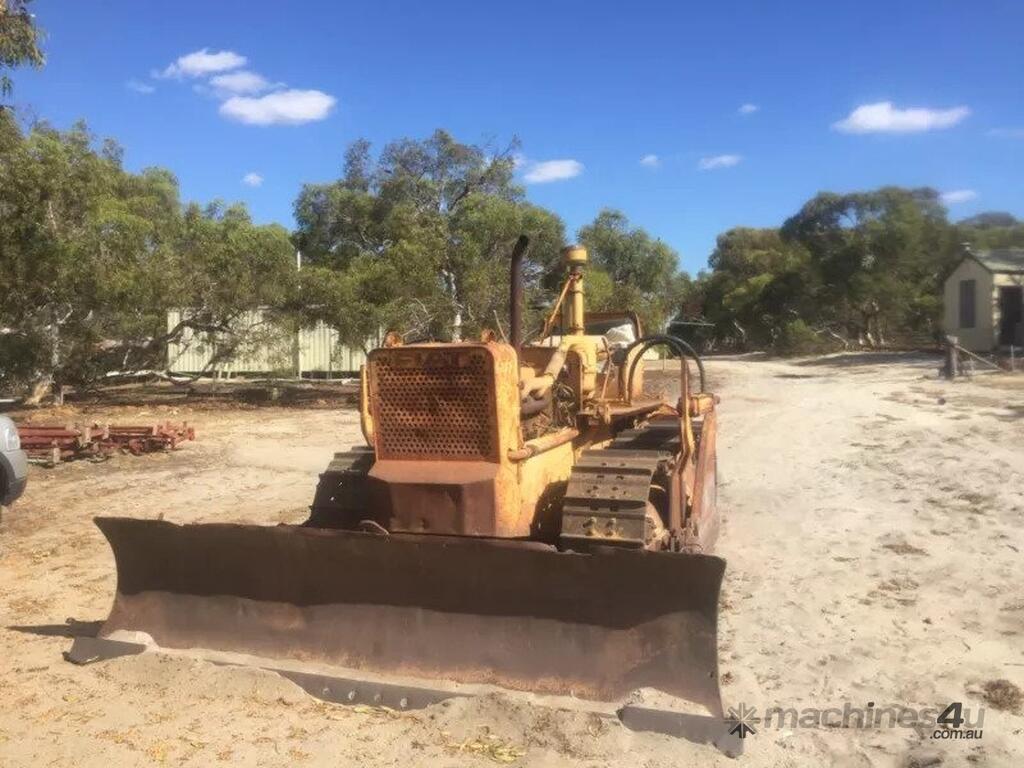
441, 268, 462, 341
23, 376, 53, 406
731, 319, 747, 349
822, 328, 850, 350
451, 308, 462, 342
23, 313, 63, 405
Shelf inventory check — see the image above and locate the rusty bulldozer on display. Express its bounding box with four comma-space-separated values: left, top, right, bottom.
70, 238, 736, 753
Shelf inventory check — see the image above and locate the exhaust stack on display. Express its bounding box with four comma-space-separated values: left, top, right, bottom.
509, 235, 530, 351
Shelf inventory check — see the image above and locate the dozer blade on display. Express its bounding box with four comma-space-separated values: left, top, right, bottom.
91, 516, 726, 718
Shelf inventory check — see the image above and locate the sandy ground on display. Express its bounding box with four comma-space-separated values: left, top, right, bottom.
1, 354, 1022, 767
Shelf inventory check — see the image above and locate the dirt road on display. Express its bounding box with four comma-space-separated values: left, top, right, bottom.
1, 355, 1021, 767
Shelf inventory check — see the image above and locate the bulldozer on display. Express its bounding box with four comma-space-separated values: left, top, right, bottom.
70, 237, 734, 751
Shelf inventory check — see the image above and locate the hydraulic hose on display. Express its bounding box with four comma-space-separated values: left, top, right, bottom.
624, 334, 706, 401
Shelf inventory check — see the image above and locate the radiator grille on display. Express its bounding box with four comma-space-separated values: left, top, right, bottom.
373, 349, 495, 460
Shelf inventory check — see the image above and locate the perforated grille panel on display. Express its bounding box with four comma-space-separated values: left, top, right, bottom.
371, 348, 496, 461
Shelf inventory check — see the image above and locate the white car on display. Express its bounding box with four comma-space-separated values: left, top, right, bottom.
0, 415, 28, 514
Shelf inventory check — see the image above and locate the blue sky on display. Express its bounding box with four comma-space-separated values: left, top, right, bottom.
13, 0, 1024, 273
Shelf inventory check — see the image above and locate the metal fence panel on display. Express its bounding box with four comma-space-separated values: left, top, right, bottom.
167, 310, 375, 376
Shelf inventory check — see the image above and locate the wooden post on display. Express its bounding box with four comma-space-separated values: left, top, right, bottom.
942, 335, 960, 380
295, 251, 303, 380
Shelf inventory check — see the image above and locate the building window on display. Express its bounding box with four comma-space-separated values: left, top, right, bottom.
959, 279, 976, 329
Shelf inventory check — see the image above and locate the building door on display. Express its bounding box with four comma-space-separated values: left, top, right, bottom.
999, 285, 1023, 346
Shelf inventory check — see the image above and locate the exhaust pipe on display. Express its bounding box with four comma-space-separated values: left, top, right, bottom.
509, 235, 529, 351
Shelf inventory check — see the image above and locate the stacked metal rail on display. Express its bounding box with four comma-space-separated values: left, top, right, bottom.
18, 422, 195, 465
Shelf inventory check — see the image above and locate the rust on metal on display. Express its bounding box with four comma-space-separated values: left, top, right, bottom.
364, 342, 527, 537
366, 459, 501, 536
509, 235, 529, 352
506, 427, 578, 462
368, 345, 501, 462
95, 516, 725, 712
78, 241, 730, 752
19, 421, 194, 465
688, 408, 719, 552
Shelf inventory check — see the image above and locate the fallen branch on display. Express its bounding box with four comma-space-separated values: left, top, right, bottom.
101, 369, 196, 384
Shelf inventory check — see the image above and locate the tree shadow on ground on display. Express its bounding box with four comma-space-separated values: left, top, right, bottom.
0, 380, 360, 415
793, 351, 940, 369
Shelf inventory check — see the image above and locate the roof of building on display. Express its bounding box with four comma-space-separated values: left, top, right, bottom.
970, 248, 1024, 273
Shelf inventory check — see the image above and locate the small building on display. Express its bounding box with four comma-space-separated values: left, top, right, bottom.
942, 248, 1024, 351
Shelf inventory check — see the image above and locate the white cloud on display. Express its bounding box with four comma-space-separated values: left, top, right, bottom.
832, 101, 970, 134
941, 189, 977, 204
219, 89, 336, 125
210, 70, 274, 95
242, 172, 264, 187
738, 103, 759, 115
153, 50, 333, 127
157, 48, 246, 79
125, 79, 155, 94
523, 159, 584, 184
988, 127, 1024, 139
698, 154, 741, 170
639, 154, 660, 168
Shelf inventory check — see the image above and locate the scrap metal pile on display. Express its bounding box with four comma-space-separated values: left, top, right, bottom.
18, 422, 195, 465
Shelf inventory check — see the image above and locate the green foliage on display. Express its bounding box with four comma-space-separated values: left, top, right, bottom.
293, 130, 565, 345
0, 0, 1017, 373
0, 0, 44, 101
5, 103, 1023, 397
697, 227, 812, 347
0, 120, 295, 396
577, 209, 686, 333
957, 212, 1018, 229
956, 212, 1024, 250
779, 187, 959, 345
772, 319, 826, 355
691, 187, 986, 353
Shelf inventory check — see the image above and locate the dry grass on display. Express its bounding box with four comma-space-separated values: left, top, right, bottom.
442, 728, 526, 764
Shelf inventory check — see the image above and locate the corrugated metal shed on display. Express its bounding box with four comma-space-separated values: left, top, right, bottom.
971, 248, 1024, 274
167, 309, 377, 376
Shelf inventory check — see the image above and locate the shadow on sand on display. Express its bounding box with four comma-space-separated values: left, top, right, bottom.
793, 351, 939, 369
7, 619, 102, 639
